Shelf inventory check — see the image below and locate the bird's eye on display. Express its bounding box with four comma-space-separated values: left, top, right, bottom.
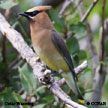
30, 11, 40, 17
24, 10, 40, 17
32, 11, 37, 16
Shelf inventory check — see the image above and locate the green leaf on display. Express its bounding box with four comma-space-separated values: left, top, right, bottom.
18, 0, 35, 11
66, 37, 80, 66
36, 85, 46, 92
53, 23, 63, 33
34, 95, 54, 108
78, 50, 87, 60
0, 0, 18, 10
33, 104, 46, 108
8, 69, 21, 91
73, 54, 79, 66
19, 71, 31, 93
48, 9, 65, 32
42, 95, 54, 104
18, 63, 37, 94
0, 88, 17, 108
66, 37, 80, 56
13, 92, 27, 108
6, 53, 16, 63
69, 22, 87, 33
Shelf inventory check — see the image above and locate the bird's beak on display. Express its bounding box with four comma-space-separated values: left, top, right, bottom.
18, 12, 31, 20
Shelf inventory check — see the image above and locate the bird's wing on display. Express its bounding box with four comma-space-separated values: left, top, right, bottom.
51, 30, 77, 79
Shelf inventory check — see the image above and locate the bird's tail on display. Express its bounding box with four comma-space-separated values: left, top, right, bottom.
62, 71, 85, 104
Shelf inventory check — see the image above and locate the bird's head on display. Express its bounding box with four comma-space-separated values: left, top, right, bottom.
19, 6, 51, 20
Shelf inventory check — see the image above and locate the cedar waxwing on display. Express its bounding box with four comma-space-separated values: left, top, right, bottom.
19, 6, 84, 104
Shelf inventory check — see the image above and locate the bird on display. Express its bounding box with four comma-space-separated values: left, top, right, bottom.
19, 6, 84, 104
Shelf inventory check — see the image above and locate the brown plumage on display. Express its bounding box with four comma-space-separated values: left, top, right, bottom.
19, 6, 84, 104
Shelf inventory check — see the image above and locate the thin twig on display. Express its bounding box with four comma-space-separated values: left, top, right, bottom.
81, 0, 99, 22
79, 2, 98, 69
76, 0, 106, 104
4, 8, 11, 20
65, 0, 83, 16
78, 2, 99, 103
98, 0, 106, 73
7, 55, 21, 71
73, 0, 83, 11
0, 13, 87, 108
59, 0, 74, 16
91, 0, 107, 103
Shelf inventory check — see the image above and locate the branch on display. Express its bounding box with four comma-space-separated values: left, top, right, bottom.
0, 13, 87, 108
75, 0, 107, 104
98, 0, 106, 73
58, 60, 87, 86
91, 2, 107, 104
79, 2, 99, 69
81, 0, 99, 22
78, 2, 99, 103
65, 0, 83, 16
59, 0, 74, 16
79, 0, 107, 103
75, 60, 87, 75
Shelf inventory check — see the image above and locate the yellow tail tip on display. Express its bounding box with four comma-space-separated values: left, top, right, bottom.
78, 99, 85, 104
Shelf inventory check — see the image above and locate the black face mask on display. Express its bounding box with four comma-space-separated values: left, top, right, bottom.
18, 10, 41, 20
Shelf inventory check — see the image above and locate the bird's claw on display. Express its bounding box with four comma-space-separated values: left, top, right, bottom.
43, 70, 51, 77
51, 69, 63, 77
39, 70, 52, 84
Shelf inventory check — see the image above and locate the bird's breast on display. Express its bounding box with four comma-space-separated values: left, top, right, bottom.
31, 29, 69, 72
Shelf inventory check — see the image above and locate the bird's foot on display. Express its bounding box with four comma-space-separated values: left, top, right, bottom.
39, 70, 54, 84
51, 69, 63, 77
39, 69, 63, 84
43, 70, 51, 77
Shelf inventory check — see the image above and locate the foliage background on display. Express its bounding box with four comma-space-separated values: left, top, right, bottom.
0, 0, 108, 108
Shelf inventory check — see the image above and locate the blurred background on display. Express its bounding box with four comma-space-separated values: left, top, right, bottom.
0, 0, 108, 108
